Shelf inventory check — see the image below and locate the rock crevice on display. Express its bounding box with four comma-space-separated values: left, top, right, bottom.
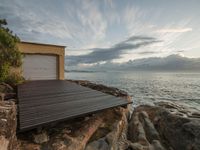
127, 102, 200, 150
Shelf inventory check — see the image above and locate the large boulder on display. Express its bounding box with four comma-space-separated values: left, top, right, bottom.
0, 101, 18, 150
128, 102, 200, 150
18, 108, 129, 150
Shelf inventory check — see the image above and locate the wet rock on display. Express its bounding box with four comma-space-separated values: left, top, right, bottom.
128, 112, 150, 147
105, 109, 129, 150
85, 138, 109, 150
127, 143, 144, 150
158, 114, 200, 150
139, 111, 160, 142
151, 140, 166, 150
190, 112, 200, 118
128, 102, 200, 150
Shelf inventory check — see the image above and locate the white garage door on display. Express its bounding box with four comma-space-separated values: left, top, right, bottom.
22, 54, 58, 80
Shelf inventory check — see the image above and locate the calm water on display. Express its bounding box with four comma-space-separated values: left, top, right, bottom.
66, 71, 200, 110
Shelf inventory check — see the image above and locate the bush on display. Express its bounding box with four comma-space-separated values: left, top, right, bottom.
0, 63, 9, 82
5, 72, 24, 87
0, 19, 23, 84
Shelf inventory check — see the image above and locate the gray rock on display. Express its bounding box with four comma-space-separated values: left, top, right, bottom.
85, 138, 109, 150
33, 131, 49, 144
0, 83, 13, 93
0, 93, 5, 101
0, 101, 18, 150
128, 143, 144, 150
0, 83, 15, 101
129, 102, 200, 150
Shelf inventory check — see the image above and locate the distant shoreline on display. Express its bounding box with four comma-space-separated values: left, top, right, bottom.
65, 70, 106, 73
65, 70, 200, 73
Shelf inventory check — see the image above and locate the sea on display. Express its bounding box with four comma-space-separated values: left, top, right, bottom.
65, 71, 200, 110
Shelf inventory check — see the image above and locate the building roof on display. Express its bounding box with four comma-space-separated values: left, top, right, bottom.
20, 41, 66, 48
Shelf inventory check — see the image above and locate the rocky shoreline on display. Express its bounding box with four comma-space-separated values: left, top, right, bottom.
0, 80, 200, 150
127, 102, 200, 150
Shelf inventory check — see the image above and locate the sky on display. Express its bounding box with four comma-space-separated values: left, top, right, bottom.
1, 0, 200, 68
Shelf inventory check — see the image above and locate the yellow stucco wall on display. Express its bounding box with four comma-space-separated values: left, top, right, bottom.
17, 42, 65, 80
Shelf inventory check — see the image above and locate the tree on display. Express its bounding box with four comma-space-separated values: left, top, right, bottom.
0, 19, 22, 83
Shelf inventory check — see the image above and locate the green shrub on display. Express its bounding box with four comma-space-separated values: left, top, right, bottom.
0, 63, 9, 82
5, 72, 24, 87
0, 19, 23, 84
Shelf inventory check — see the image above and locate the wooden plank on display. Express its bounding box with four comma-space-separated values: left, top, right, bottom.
19, 93, 110, 107
19, 100, 129, 130
19, 99, 126, 123
18, 82, 88, 98
19, 95, 121, 117
17, 80, 131, 131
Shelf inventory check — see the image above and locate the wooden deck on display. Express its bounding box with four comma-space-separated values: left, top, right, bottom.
17, 80, 131, 131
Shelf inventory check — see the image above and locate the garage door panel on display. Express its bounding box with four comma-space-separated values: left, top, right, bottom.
22, 55, 58, 80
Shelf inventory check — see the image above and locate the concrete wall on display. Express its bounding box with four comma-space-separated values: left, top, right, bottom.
17, 42, 65, 80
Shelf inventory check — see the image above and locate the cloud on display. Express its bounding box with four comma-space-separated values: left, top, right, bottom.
66, 35, 161, 66
156, 28, 192, 33
85, 54, 200, 72
1, 0, 199, 61
0, 0, 107, 47
125, 36, 156, 42
137, 51, 158, 55
104, 0, 114, 8
176, 50, 185, 53
0, 1, 74, 39
123, 6, 145, 35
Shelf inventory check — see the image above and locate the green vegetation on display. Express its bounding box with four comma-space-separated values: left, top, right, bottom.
0, 19, 23, 85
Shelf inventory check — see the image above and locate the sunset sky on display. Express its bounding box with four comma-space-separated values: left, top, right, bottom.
1, 0, 200, 66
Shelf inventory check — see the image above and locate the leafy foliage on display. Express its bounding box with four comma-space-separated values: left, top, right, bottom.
0, 19, 23, 83
5, 72, 24, 87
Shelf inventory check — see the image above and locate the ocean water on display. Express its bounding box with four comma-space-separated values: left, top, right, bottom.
65, 71, 200, 110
